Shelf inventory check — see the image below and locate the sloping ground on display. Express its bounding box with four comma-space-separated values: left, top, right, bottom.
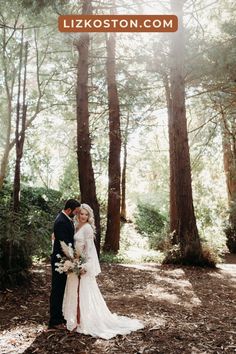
0, 255, 236, 354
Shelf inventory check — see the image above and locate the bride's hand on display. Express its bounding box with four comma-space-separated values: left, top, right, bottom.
80, 268, 87, 275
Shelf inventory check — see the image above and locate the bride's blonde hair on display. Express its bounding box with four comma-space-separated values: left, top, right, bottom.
79, 203, 96, 234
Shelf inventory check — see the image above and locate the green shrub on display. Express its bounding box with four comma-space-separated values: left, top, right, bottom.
225, 224, 236, 253
100, 251, 129, 264
140, 251, 164, 263
224, 204, 236, 253
134, 203, 167, 250
162, 243, 218, 267
0, 183, 62, 288
162, 244, 182, 265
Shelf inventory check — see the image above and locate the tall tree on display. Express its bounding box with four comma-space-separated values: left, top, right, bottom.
219, 105, 236, 252
0, 18, 18, 190
195, 3, 236, 253
13, 29, 28, 211
0, 10, 62, 190
103, 5, 121, 253
167, 0, 208, 265
208, 8, 236, 253
76, 0, 101, 253
163, 73, 178, 243
120, 112, 129, 222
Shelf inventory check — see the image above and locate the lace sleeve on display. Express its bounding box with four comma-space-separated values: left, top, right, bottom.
82, 224, 101, 277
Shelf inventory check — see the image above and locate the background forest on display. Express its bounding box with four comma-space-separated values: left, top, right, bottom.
0, 0, 236, 288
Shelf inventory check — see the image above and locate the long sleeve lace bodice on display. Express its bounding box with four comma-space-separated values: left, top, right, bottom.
74, 223, 101, 277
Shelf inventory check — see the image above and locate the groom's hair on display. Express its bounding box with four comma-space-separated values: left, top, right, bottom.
64, 199, 81, 211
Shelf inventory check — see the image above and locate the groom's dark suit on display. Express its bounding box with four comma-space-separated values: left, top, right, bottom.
49, 212, 75, 328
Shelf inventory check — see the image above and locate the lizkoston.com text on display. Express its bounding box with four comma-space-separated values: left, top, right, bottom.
58, 15, 178, 32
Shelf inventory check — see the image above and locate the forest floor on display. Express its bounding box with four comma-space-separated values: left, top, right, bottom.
0, 254, 236, 354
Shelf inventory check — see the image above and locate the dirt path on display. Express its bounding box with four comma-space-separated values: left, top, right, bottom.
0, 255, 236, 354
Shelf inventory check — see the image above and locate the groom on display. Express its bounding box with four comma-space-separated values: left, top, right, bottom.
48, 198, 81, 329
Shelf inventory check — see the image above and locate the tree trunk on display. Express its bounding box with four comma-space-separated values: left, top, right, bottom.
220, 110, 236, 252
163, 74, 178, 243
120, 113, 130, 222
0, 133, 11, 191
13, 34, 28, 212
168, 0, 205, 265
76, 0, 101, 254
0, 26, 15, 190
103, 30, 121, 253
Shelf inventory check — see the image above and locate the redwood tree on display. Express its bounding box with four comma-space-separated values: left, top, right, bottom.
103, 29, 121, 253
167, 0, 208, 265
219, 107, 236, 252
163, 74, 178, 243
76, 0, 101, 253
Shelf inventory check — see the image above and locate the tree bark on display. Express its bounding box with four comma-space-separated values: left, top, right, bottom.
168, 0, 204, 264
13, 32, 28, 212
0, 26, 15, 190
0, 120, 11, 190
120, 113, 130, 222
220, 109, 236, 252
76, 0, 101, 254
103, 29, 121, 253
163, 74, 178, 243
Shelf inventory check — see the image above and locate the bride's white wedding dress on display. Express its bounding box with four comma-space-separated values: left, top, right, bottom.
62, 223, 144, 340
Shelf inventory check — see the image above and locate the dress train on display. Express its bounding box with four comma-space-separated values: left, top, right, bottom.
62, 223, 144, 339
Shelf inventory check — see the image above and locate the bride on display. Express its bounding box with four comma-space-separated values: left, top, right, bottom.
62, 203, 144, 340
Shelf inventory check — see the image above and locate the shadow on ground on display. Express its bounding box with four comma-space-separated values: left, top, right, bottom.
0, 255, 236, 353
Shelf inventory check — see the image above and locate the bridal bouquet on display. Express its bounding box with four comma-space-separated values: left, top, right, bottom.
55, 241, 86, 276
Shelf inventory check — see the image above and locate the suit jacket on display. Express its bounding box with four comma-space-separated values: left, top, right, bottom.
51, 212, 75, 263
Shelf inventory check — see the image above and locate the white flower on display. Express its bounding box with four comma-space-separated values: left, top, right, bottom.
55, 241, 86, 276
63, 260, 74, 272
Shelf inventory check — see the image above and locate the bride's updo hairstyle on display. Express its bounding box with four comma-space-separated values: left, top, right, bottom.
80, 203, 96, 234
